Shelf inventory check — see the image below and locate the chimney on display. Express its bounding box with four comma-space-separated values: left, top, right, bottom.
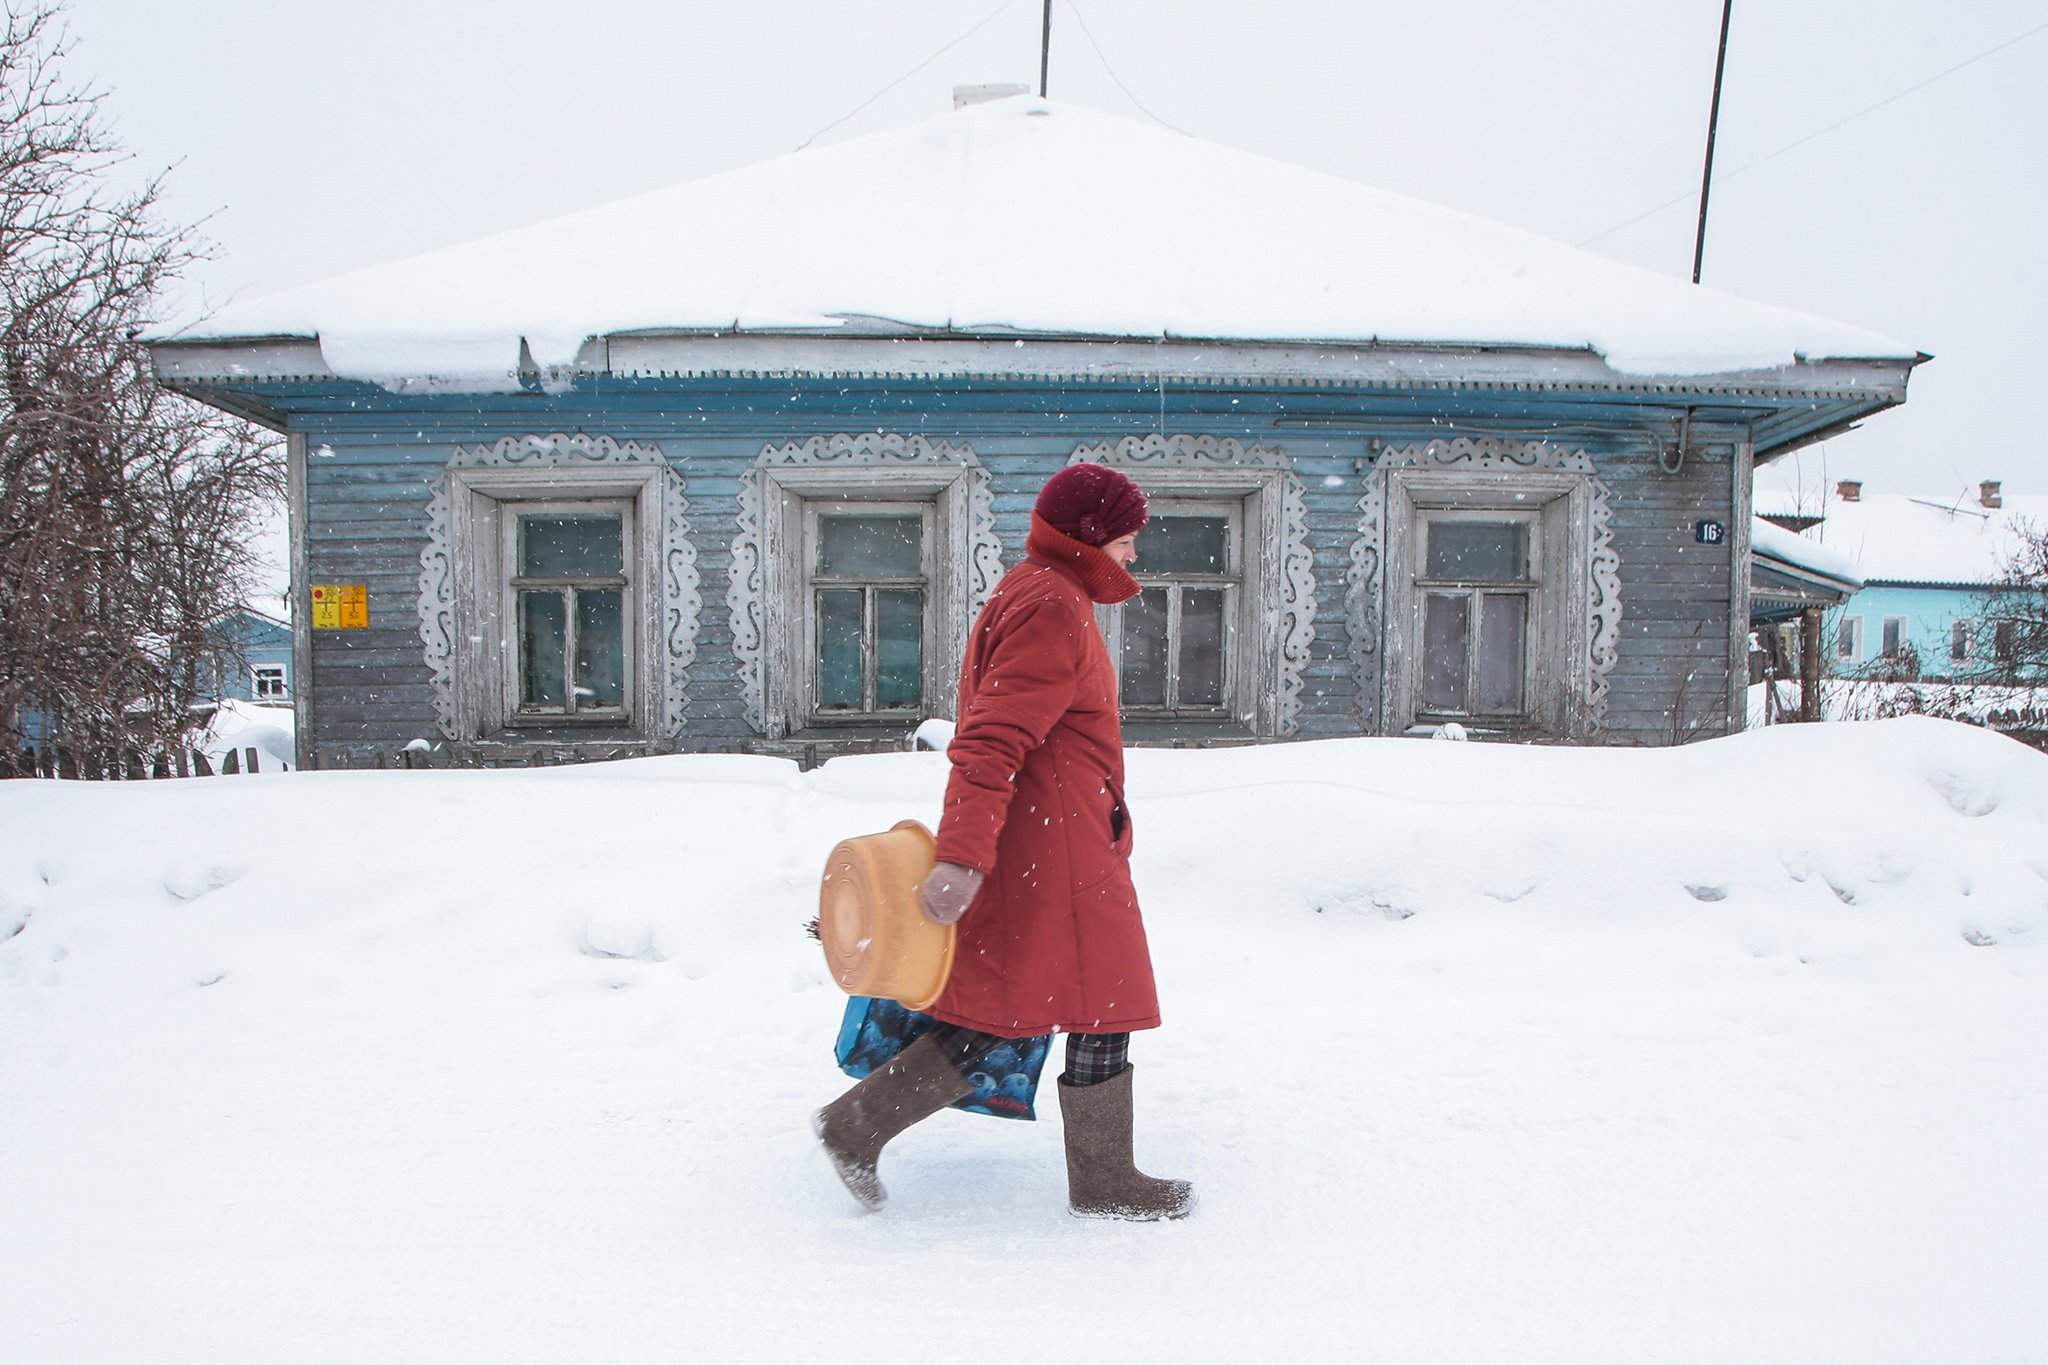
953, 83, 1030, 110
1979, 480, 2002, 509
1836, 480, 1862, 502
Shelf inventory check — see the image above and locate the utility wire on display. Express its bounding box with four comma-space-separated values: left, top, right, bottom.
1063, 0, 1191, 135
1580, 15, 2048, 249
795, 0, 1020, 151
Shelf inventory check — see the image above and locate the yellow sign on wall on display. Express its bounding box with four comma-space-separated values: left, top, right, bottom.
310, 583, 369, 629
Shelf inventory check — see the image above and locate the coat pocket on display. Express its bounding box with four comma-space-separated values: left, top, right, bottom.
1108, 782, 1134, 858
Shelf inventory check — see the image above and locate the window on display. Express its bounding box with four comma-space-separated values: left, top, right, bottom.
506, 505, 633, 722
1110, 503, 1241, 716
420, 433, 696, 748
1995, 620, 2017, 664
1413, 511, 1538, 720
1836, 616, 1862, 662
251, 664, 288, 700
1076, 438, 1316, 739
804, 503, 931, 719
1355, 438, 1619, 740
1880, 617, 1908, 660
729, 434, 1001, 740
1951, 618, 1974, 663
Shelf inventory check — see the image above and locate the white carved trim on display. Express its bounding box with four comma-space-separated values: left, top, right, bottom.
1069, 435, 1317, 738
727, 433, 1000, 737
1347, 437, 1622, 736
418, 432, 700, 741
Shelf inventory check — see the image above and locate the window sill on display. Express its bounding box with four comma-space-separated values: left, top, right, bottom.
1120, 718, 1260, 747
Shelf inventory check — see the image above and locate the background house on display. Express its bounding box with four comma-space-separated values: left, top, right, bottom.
203, 608, 293, 704
1758, 479, 2043, 681
147, 96, 1920, 769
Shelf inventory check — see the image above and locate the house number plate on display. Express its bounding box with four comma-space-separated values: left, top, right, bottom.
1694, 520, 1727, 545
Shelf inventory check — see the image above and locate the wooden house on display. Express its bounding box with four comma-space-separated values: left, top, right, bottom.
1759, 481, 2043, 682
148, 95, 1922, 768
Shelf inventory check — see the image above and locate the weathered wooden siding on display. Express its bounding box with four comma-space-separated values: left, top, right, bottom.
278, 381, 1739, 766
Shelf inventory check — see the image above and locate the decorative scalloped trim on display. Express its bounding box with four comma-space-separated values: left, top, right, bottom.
1348, 437, 1622, 733
1069, 435, 1317, 737
418, 432, 699, 740
727, 433, 999, 736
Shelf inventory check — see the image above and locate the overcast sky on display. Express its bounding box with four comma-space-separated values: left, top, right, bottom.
66, 0, 2048, 497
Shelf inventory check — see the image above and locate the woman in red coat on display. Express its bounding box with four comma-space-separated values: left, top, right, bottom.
815, 463, 1194, 1221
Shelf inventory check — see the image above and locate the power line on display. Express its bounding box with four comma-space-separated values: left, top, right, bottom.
1062, 0, 1190, 135
1580, 15, 2048, 249
795, 0, 1021, 152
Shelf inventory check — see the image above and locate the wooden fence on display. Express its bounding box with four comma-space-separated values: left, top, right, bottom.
1, 743, 282, 780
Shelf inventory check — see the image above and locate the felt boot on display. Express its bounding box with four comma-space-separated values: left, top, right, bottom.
1057, 1065, 1195, 1220
814, 1034, 973, 1211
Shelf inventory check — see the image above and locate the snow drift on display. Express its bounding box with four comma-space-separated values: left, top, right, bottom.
2, 717, 2043, 1363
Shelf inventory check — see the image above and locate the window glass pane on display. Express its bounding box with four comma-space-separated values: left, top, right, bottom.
817, 589, 863, 709
1421, 592, 1470, 712
1836, 617, 1859, 660
876, 589, 923, 708
1120, 587, 1170, 707
519, 590, 567, 707
818, 514, 922, 577
522, 514, 622, 577
574, 589, 625, 709
1477, 593, 1527, 713
1179, 588, 1226, 706
1425, 521, 1528, 582
1951, 620, 1970, 661
1143, 516, 1230, 575
1882, 619, 1904, 657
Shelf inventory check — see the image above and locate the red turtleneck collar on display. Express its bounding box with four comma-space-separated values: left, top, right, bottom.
1025, 513, 1141, 605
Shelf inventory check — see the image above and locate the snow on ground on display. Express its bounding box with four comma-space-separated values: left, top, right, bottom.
3, 718, 2044, 1363
193, 698, 297, 773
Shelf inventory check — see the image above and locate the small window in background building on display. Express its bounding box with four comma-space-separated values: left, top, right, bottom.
1835, 616, 1862, 661
1951, 619, 1974, 662
1995, 621, 2017, 664
1881, 617, 1907, 659
252, 664, 288, 700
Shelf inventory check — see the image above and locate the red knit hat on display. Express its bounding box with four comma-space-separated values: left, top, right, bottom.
1034, 463, 1149, 547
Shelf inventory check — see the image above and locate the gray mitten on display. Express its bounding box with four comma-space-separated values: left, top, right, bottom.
918, 861, 986, 925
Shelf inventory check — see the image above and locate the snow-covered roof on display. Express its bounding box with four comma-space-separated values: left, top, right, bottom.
162, 96, 1916, 387
1750, 516, 1861, 588
1755, 490, 2046, 586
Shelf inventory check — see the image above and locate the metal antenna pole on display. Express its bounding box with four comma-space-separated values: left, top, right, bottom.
1692, 0, 1734, 284
1040, 0, 1052, 97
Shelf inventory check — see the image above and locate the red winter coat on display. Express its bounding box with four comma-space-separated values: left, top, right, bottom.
928, 514, 1161, 1038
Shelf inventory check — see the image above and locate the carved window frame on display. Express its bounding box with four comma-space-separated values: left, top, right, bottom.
1068, 435, 1317, 738
419, 433, 699, 744
728, 433, 1002, 739
1349, 438, 1620, 738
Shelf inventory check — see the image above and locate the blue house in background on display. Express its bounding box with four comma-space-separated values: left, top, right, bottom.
1759, 480, 2042, 681
209, 608, 293, 703
10, 604, 293, 751
145, 95, 1921, 768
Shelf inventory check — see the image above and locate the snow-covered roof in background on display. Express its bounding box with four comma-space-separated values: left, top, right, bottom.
1755, 490, 2046, 586
163, 96, 1916, 387
1750, 516, 1861, 587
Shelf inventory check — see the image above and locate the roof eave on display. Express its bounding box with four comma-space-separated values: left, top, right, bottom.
150, 329, 1919, 405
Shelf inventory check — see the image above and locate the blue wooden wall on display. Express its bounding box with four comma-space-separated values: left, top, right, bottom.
261, 377, 1743, 765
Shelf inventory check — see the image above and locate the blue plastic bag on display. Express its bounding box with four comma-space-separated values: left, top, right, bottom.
834, 996, 1052, 1121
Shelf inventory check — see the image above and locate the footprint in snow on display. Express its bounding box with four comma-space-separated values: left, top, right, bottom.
164, 861, 246, 902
